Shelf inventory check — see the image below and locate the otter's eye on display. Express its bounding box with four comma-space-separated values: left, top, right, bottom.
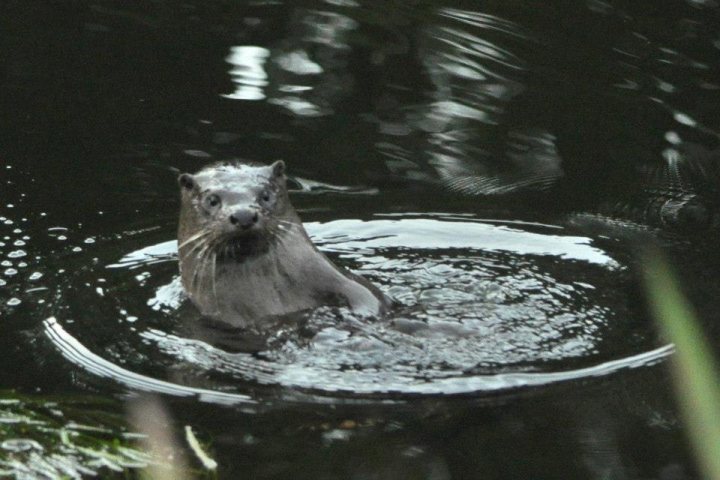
205, 194, 221, 209
260, 190, 271, 203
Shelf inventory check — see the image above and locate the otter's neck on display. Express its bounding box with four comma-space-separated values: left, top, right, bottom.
184, 226, 384, 327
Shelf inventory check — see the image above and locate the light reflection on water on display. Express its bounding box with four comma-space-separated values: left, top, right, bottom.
310, 218, 616, 265
109, 218, 619, 268
44, 317, 673, 400
2, 0, 718, 475
44, 317, 254, 406
222, 8, 361, 117
223, 46, 270, 101
44, 216, 663, 402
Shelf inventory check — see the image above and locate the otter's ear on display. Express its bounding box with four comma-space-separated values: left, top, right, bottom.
270, 160, 285, 178
178, 173, 195, 191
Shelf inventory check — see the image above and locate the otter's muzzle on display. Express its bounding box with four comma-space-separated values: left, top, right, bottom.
229, 208, 259, 229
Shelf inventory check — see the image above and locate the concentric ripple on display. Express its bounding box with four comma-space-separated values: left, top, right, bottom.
43, 214, 669, 403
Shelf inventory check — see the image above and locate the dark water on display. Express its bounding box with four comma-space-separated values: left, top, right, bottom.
2, 0, 720, 478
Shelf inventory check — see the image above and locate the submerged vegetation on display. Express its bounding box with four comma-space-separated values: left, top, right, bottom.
0, 391, 218, 479
0, 391, 151, 478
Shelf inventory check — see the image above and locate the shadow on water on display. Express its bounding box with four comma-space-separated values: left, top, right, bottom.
1, 0, 720, 477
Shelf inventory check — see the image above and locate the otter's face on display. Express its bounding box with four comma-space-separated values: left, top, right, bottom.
178, 160, 292, 260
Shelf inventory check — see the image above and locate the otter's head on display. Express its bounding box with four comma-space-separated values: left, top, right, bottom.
178, 160, 294, 261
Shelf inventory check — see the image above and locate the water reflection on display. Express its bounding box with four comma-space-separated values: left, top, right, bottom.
0, 391, 153, 478
44, 318, 254, 406
44, 312, 673, 400
310, 218, 616, 266
223, 46, 270, 101
365, 6, 567, 196
275, 50, 323, 75
216, 2, 569, 198
108, 218, 618, 269
2, 0, 719, 476
301, 10, 358, 48
42, 214, 667, 402
222, 8, 360, 117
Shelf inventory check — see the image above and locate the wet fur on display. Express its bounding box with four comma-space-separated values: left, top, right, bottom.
177, 160, 389, 328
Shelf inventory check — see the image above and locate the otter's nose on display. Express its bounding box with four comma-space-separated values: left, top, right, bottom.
229, 208, 259, 229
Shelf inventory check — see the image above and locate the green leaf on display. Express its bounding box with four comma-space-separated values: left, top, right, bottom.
643, 251, 720, 480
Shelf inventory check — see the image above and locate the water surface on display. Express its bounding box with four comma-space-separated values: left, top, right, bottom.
2, 0, 720, 478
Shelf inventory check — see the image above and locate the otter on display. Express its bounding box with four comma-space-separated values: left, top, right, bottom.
177, 160, 390, 328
